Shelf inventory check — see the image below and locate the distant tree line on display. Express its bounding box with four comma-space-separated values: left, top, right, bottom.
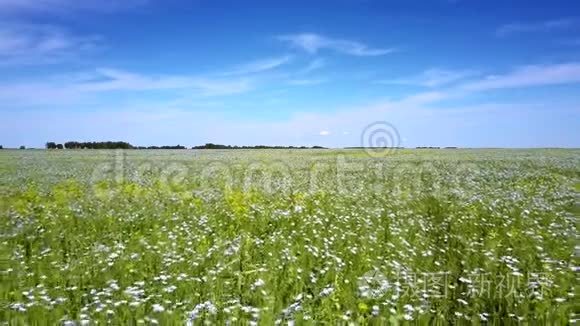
45, 142, 63, 149
0, 145, 27, 149
191, 143, 326, 149
135, 145, 186, 149
344, 147, 405, 149
44, 141, 326, 150
65, 141, 133, 149
45, 141, 133, 149
414, 147, 458, 149
46, 141, 187, 149
343, 146, 459, 149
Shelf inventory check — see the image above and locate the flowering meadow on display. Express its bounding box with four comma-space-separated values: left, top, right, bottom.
1, 149, 578, 325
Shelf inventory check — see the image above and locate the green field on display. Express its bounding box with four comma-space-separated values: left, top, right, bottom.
1, 149, 578, 325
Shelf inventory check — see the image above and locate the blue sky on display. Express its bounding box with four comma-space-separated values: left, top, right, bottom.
0, 0, 579, 148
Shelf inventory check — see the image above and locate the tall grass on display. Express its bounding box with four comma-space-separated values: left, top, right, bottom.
1, 149, 578, 324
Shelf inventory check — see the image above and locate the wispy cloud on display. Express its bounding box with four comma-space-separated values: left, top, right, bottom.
278, 33, 395, 56
397, 91, 453, 105
384, 63, 580, 95
298, 58, 326, 74
6, 98, 578, 148
496, 18, 577, 37
0, 67, 255, 106
0, 23, 101, 64
460, 63, 580, 91
375, 62, 580, 105
220, 55, 292, 76
287, 78, 327, 86
0, 0, 148, 14
378, 68, 478, 88
3, 76, 578, 148
76, 68, 254, 96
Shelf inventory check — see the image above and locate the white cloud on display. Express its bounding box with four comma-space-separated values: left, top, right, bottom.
91, 69, 254, 96
461, 63, 580, 91
70, 68, 253, 96
0, 67, 255, 105
278, 33, 395, 56
496, 18, 577, 37
2, 86, 579, 148
384, 63, 580, 95
287, 78, 326, 86
299, 58, 326, 74
379, 68, 478, 88
80, 68, 254, 96
285, 58, 328, 85
398, 91, 454, 105
319, 130, 331, 136
0, 23, 101, 64
221, 55, 292, 75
